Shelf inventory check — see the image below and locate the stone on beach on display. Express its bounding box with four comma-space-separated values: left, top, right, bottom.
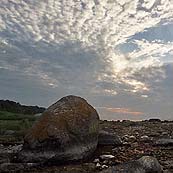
155, 138, 173, 146
18, 95, 100, 163
100, 156, 162, 173
98, 130, 122, 146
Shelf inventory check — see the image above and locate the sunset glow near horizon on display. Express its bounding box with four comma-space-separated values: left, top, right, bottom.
0, 0, 173, 120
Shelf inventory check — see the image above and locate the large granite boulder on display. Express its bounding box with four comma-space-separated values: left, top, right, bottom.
18, 96, 100, 164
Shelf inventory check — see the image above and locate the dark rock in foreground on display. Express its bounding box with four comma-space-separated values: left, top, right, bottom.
18, 96, 100, 163
1, 119, 172, 172
100, 156, 162, 173
0, 163, 25, 173
98, 130, 122, 146
155, 138, 173, 146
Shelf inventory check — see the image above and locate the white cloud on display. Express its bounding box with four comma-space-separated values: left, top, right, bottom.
0, 0, 173, 94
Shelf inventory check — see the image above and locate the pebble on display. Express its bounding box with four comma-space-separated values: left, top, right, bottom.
135, 132, 139, 136
122, 135, 129, 142
128, 136, 136, 142
96, 163, 101, 168
155, 138, 173, 146
122, 142, 131, 146
161, 132, 169, 136
102, 165, 108, 169
93, 158, 100, 163
103, 160, 108, 164
100, 155, 115, 160
98, 130, 122, 146
140, 135, 150, 142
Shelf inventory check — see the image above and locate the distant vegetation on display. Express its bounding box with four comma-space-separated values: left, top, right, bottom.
0, 99, 45, 143
0, 100, 45, 115
0, 110, 36, 121
0, 110, 37, 142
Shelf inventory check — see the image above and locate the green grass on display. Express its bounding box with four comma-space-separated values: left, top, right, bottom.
0, 110, 36, 121
0, 119, 34, 131
0, 111, 38, 142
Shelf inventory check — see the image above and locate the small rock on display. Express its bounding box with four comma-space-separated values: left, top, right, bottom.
0, 163, 24, 173
150, 132, 160, 137
140, 135, 151, 142
122, 142, 129, 145
93, 158, 100, 163
135, 132, 139, 136
123, 135, 137, 142
138, 156, 162, 172
25, 163, 40, 167
100, 155, 115, 160
103, 160, 109, 164
123, 135, 129, 138
98, 130, 122, 146
161, 132, 169, 137
128, 136, 136, 142
11, 144, 23, 153
162, 160, 173, 169
102, 165, 109, 169
155, 138, 173, 146
96, 162, 101, 168
100, 156, 162, 173
122, 135, 129, 142
3, 130, 15, 135
122, 142, 131, 147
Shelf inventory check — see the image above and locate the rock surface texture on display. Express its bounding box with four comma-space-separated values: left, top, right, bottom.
98, 130, 122, 146
155, 138, 173, 146
100, 156, 162, 173
18, 95, 100, 163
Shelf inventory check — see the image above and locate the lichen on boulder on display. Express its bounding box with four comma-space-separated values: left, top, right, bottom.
18, 95, 100, 164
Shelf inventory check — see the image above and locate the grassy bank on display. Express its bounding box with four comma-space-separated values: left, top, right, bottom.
0, 111, 37, 142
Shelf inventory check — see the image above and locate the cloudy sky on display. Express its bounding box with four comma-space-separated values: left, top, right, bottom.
0, 0, 173, 120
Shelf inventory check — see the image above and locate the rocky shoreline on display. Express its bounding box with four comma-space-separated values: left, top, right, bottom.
0, 120, 173, 173
0, 96, 172, 173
